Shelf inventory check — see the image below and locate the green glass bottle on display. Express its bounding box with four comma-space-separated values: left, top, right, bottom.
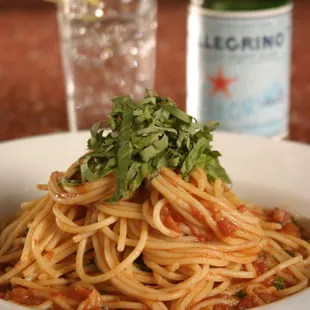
187, 0, 293, 139
204, 0, 290, 11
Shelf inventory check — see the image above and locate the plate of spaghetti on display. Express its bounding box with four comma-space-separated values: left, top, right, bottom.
0, 92, 309, 310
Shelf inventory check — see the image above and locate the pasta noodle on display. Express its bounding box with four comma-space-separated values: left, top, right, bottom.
0, 92, 309, 309
0, 165, 309, 310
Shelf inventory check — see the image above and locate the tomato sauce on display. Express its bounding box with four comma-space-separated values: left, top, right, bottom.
189, 205, 205, 222
163, 215, 181, 233
237, 205, 247, 213
1, 287, 45, 306
280, 223, 301, 238
0, 286, 108, 310
253, 254, 269, 276
54, 286, 92, 301
237, 296, 259, 310
271, 209, 301, 237
161, 203, 213, 242
217, 218, 237, 237
188, 225, 212, 242
257, 292, 279, 304
249, 208, 274, 222
273, 209, 292, 225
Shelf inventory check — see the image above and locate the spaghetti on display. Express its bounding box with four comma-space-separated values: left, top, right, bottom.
0, 93, 309, 309
0, 166, 309, 310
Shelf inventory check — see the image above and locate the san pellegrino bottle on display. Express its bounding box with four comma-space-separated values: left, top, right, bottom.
187, 0, 293, 138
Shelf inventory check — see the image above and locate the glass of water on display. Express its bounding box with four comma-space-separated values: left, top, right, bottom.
57, 0, 157, 131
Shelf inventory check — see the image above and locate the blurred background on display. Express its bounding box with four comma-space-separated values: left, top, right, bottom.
0, 0, 309, 142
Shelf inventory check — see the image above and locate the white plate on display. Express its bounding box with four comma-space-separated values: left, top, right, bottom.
0, 131, 309, 309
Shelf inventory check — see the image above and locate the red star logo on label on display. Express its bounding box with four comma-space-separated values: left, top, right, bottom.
207, 67, 237, 99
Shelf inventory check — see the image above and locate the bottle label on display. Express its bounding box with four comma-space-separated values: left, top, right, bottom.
187, 4, 292, 138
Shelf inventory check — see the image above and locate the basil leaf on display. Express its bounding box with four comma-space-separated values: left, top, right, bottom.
139, 134, 169, 162
88, 121, 106, 150
61, 179, 82, 187
285, 250, 295, 257
111, 106, 134, 202
181, 137, 209, 178
81, 155, 116, 182
134, 254, 152, 272
235, 290, 247, 299
274, 276, 285, 290
71, 91, 230, 202
161, 104, 192, 124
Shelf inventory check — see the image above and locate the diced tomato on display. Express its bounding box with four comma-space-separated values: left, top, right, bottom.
82, 289, 103, 310
55, 286, 92, 301
189, 225, 212, 242
237, 296, 259, 310
3, 287, 45, 306
253, 253, 269, 276
273, 209, 292, 225
162, 205, 189, 232
190, 206, 205, 222
281, 223, 301, 238
163, 215, 181, 233
161, 205, 170, 216
74, 286, 92, 300
45, 251, 54, 260
217, 218, 237, 237
258, 292, 279, 304
237, 205, 247, 213
249, 208, 264, 219
261, 276, 275, 287
11, 287, 28, 298
161, 204, 213, 241
170, 208, 186, 224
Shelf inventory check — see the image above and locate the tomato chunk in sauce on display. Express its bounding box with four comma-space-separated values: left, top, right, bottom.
54, 286, 92, 301
163, 215, 181, 233
1, 287, 45, 306
272, 209, 301, 237
281, 222, 301, 238
217, 218, 237, 237
273, 209, 292, 225
237, 296, 259, 310
0, 286, 104, 310
253, 253, 269, 276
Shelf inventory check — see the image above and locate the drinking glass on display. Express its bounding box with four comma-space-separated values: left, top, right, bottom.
57, 0, 157, 131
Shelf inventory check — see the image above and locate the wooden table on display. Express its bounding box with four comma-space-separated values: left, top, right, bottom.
0, 0, 309, 142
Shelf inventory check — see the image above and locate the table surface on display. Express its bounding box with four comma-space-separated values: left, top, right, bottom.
1, 0, 310, 143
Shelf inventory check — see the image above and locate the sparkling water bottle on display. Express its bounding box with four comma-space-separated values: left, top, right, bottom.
187, 0, 293, 138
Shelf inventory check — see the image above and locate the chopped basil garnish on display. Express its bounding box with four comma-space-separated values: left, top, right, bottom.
134, 254, 152, 272
67, 91, 230, 203
61, 179, 82, 187
292, 217, 299, 226
285, 250, 295, 257
235, 290, 247, 299
274, 276, 285, 290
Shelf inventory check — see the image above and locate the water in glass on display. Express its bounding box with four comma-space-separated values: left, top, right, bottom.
58, 3, 157, 131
